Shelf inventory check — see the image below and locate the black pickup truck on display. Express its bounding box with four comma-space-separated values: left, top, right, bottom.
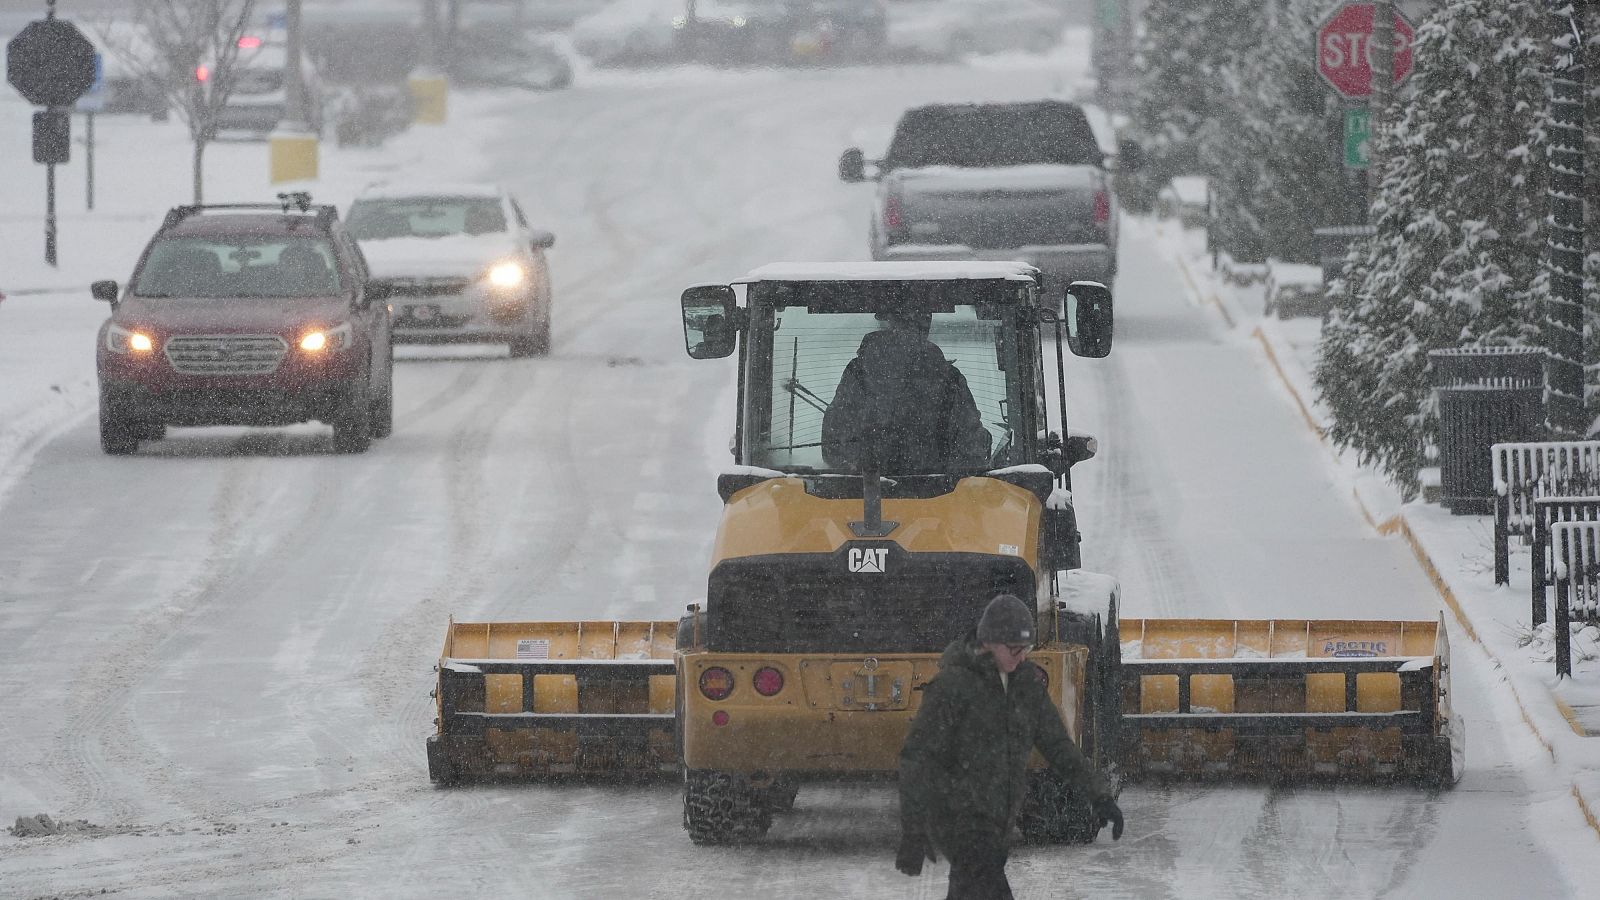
839, 99, 1133, 288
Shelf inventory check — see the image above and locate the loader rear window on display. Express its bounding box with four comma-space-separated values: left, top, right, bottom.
745, 280, 1029, 474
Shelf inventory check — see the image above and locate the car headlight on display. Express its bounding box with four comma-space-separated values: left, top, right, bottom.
106, 323, 156, 354
486, 260, 526, 289
299, 321, 354, 353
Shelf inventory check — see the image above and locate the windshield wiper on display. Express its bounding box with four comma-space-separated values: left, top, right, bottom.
781, 377, 830, 414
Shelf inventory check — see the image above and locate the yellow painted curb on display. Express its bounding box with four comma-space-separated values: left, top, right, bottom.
1251, 326, 1325, 442
1554, 695, 1595, 738
1175, 255, 1237, 329
1575, 783, 1600, 837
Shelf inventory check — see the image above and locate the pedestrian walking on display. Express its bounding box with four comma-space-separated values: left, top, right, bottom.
897, 593, 1123, 898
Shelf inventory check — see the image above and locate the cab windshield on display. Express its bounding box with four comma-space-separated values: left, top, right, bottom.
744, 279, 1034, 474
131, 236, 344, 299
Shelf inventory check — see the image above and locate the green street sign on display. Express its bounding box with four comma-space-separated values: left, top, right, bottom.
1344, 107, 1371, 169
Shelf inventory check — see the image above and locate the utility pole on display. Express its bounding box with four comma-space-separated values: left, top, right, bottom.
1368, 0, 1394, 203
1545, 2, 1587, 439
410, 0, 449, 123
268, 0, 318, 182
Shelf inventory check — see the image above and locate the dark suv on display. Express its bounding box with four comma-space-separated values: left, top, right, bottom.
92, 199, 394, 455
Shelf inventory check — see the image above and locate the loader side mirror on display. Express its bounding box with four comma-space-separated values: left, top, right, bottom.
92, 280, 120, 302
1065, 432, 1098, 466
838, 147, 866, 183
1065, 281, 1113, 358
682, 284, 738, 359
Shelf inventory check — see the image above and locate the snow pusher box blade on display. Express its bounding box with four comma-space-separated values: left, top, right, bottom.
1117, 615, 1462, 785
427, 619, 679, 781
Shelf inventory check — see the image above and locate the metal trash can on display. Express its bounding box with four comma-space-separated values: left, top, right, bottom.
1429, 347, 1546, 514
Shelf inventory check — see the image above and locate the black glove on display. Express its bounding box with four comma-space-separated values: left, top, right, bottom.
895, 832, 937, 876
1092, 796, 1124, 841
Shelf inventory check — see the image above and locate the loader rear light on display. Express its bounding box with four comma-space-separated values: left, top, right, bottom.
1093, 190, 1110, 227
752, 667, 784, 697
699, 667, 735, 701
712, 710, 730, 726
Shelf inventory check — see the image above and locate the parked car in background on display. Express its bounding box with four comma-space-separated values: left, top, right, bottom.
1156, 175, 1210, 230
346, 184, 557, 357
83, 21, 170, 119
886, 0, 1065, 59
211, 36, 326, 139
793, 0, 888, 60
570, 0, 686, 66
1263, 260, 1330, 319
448, 28, 574, 90
92, 198, 393, 455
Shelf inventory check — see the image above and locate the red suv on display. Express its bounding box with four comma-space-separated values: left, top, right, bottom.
92, 199, 393, 454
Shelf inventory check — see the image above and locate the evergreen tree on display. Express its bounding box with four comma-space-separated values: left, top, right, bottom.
1204, 0, 1361, 263
1316, 0, 1555, 490
1124, 0, 1258, 212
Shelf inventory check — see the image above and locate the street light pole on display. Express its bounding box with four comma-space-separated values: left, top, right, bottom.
283, 0, 306, 130
1545, 2, 1587, 439
268, 0, 319, 182
1368, 0, 1393, 202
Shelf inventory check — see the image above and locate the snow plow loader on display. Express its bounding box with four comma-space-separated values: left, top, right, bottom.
424, 261, 1458, 844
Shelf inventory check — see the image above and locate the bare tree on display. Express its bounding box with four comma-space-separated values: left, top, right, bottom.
92, 1, 258, 204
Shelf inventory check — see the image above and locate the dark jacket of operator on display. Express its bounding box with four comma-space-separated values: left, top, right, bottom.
821, 328, 991, 473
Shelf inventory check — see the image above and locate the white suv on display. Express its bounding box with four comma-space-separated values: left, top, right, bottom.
346, 183, 557, 357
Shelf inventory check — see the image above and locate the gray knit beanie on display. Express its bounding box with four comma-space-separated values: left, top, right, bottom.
976, 594, 1035, 644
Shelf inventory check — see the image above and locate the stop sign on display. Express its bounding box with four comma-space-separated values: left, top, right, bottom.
1317, 3, 1415, 99
6, 18, 97, 107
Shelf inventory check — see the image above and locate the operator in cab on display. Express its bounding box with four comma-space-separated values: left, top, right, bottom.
820, 307, 991, 474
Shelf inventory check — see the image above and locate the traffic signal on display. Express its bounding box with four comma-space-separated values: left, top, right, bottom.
32, 109, 69, 164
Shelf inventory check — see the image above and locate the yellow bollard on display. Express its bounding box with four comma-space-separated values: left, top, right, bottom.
408, 74, 448, 125
269, 131, 319, 184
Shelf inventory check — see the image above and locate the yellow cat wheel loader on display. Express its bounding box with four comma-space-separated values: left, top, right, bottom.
425, 261, 1460, 845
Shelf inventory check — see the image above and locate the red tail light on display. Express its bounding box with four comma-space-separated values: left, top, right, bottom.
884, 194, 903, 230
752, 667, 784, 697
194, 65, 210, 82
699, 667, 734, 701
1093, 190, 1110, 227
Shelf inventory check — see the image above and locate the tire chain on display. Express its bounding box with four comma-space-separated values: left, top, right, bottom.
682, 770, 774, 844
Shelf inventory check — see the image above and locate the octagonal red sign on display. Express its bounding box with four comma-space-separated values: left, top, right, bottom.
1317, 2, 1416, 99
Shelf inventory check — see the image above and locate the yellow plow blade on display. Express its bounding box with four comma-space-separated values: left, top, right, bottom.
427, 619, 679, 781
1117, 616, 1460, 784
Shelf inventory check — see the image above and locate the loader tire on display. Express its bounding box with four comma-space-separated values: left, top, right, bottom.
683, 770, 773, 844
1018, 771, 1098, 844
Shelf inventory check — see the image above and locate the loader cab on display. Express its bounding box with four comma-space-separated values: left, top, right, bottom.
680, 262, 1113, 481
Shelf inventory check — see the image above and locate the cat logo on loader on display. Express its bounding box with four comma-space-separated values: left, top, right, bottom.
847, 547, 887, 573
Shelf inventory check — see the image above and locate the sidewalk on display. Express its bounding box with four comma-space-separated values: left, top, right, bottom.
1144, 216, 1600, 840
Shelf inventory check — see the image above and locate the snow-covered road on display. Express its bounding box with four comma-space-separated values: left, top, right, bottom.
0, 55, 1584, 898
